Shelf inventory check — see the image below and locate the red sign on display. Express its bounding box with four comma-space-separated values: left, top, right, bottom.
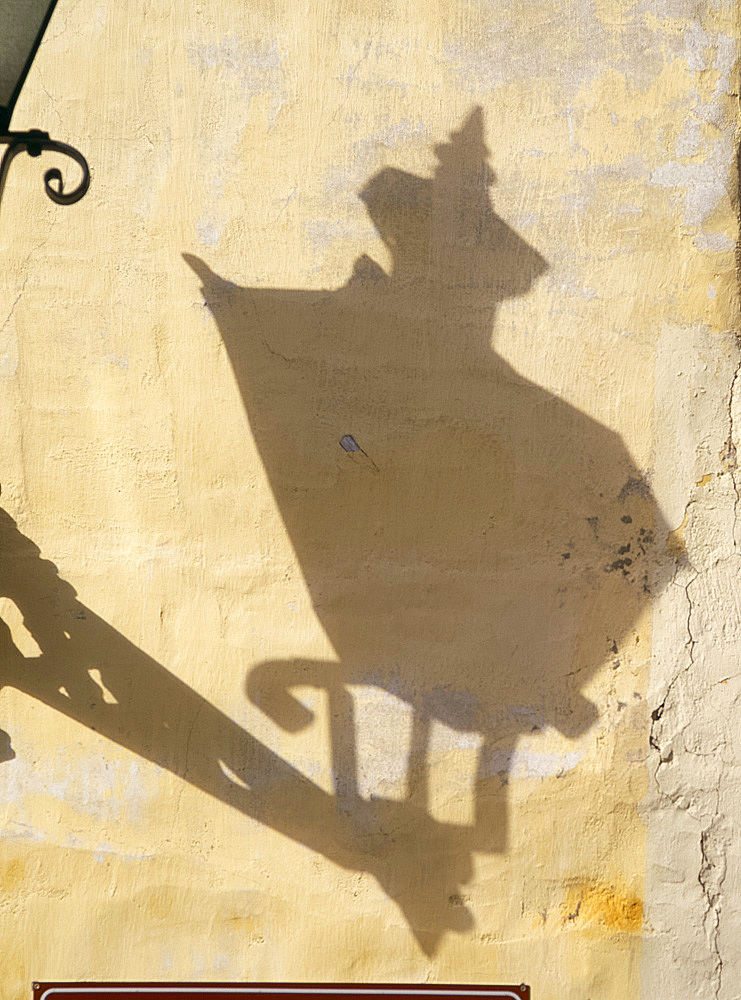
34, 986, 530, 1000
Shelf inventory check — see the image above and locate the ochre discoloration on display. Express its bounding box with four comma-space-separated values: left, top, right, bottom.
665, 510, 690, 559
0, 857, 25, 893
561, 881, 643, 935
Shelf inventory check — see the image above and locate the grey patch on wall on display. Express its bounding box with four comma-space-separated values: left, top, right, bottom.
340, 435, 362, 452
619, 475, 652, 502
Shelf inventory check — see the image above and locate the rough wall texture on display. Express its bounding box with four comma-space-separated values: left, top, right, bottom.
0, 0, 738, 997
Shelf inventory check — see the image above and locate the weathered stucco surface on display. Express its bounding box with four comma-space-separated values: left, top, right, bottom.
0, 0, 738, 997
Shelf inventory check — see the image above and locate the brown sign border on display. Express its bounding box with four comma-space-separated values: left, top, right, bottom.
33, 985, 530, 1000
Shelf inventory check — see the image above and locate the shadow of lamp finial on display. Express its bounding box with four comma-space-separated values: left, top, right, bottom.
0, 0, 90, 210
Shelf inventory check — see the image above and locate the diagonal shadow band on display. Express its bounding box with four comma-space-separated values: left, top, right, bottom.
0, 507, 473, 953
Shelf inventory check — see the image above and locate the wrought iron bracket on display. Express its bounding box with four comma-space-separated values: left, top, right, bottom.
0, 129, 89, 209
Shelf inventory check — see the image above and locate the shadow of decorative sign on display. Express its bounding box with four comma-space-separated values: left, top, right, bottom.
33, 986, 531, 1000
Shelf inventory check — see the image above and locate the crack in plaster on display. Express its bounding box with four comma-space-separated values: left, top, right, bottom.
35, 71, 63, 130
649, 562, 728, 993
721, 340, 741, 550
698, 810, 728, 1000
648, 338, 741, 993
649, 568, 698, 778
320, 39, 374, 136
0, 276, 28, 337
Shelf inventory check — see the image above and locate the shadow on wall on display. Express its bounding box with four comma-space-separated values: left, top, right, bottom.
186, 107, 668, 941
0, 108, 666, 955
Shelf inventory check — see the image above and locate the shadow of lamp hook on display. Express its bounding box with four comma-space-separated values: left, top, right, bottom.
0, 0, 90, 213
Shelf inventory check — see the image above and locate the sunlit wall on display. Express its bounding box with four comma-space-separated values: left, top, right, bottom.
0, 1, 738, 997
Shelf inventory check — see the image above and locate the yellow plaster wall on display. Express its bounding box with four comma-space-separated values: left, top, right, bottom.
0, 1, 737, 997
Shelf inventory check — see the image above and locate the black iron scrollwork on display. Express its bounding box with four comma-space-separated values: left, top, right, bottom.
0, 129, 89, 209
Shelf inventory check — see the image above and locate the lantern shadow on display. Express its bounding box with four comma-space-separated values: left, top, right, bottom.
0, 107, 669, 957
184, 107, 668, 945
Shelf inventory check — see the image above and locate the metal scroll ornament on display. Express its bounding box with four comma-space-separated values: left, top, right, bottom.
0, 0, 90, 212
0, 128, 89, 207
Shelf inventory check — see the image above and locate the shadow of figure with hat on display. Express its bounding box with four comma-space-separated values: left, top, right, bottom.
185, 106, 666, 950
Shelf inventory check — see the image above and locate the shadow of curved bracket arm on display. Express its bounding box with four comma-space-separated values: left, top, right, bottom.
0, 129, 90, 210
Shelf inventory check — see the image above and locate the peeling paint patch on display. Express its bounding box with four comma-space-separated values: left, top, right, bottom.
323, 118, 429, 199
0, 753, 154, 825
428, 720, 483, 754
0, 327, 18, 376
196, 217, 223, 248
303, 217, 378, 252
694, 233, 735, 252
0, 819, 46, 843
486, 746, 585, 780
650, 135, 735, 236
189, 37, 282, 98
348, 686, 414, 801
92, 842, 156, 863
